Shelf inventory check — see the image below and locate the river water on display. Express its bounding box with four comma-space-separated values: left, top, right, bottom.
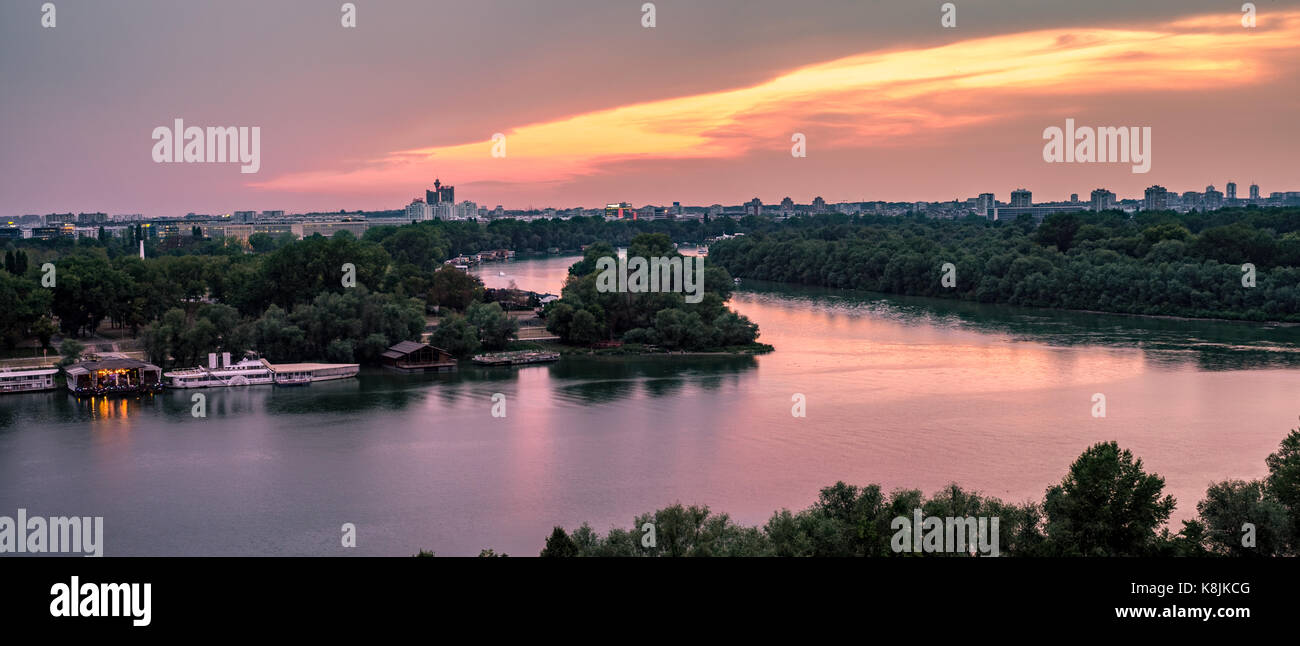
2, 253, 1298, 556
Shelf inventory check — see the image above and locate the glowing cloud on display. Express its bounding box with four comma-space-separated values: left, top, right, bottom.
251, 10, 1300, 197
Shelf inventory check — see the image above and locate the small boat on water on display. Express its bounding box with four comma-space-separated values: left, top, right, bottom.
697, 245, 709, 256
471, 351, 560, 366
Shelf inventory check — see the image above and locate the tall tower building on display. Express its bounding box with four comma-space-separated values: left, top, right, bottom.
426, 178, 455, 205
1143, 185, 1168, 211
1010, 189, 1032, 207
1250, 183, 1260, 200
1226, 182, 1237, 200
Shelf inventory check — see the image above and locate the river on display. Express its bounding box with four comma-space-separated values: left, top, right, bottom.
2, 253, 1298, 556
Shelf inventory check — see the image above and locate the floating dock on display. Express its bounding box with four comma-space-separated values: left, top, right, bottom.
471, 351, 560, 366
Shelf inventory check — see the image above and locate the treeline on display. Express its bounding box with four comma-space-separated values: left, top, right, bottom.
0, 229, 516, 364
709, 208, 1300, 321
533, 427, 1300, 557
542, 234, 763, 350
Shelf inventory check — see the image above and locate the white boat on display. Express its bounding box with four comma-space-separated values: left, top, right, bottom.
0, 365, 59, 393
164, 354, 274, 389
262, 361, 360, 386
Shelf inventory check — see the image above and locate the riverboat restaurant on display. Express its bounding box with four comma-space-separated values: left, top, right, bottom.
381, 341, 458, 373
64, 358, 164, 395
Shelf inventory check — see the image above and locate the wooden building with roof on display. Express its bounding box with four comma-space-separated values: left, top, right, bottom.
381, 341, 457, 373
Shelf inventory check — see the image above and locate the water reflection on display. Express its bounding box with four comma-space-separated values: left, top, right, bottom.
736, 281, 1300, 370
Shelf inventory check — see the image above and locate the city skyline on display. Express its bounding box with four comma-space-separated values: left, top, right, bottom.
3, 1, 1299, 217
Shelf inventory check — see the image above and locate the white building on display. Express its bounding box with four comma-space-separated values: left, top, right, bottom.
406, 199, 431, 222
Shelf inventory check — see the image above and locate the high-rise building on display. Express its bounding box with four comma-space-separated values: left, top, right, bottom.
1250, 183, 1260, 200
1090, 188, 1116, 212
406, 199, 430, 222
426, 178, 454, 205
977, 193, 995, 218
745, 198, 763, 217
1226, 182, 1237, 200
1204, 185, 1224, 209
1070, 193, 1079, 203
1143, 185, 1168, 211
455, 201, 478, 220
812, 196, 826, 212
1010, 189, 1032, 207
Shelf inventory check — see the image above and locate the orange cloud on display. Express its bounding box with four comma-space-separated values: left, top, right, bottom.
251, 10, 1300, 196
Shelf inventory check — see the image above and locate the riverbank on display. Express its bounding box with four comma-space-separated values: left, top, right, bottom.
507, 339, 774, 357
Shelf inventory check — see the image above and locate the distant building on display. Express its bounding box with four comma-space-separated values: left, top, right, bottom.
745, 198, 763, 217
1203, 185, 1224, 209
1090, 188, 1116, 212
1250, 183, 1260, 200
976, 193, 995, 218
1070, 193, 1079, 203
1010, 189, 1032, 207
992, 204, 1087, 222
301, 221, 369, 238
812, 196, 826, 213
1226, 182, 1237, 200
426, 178, 454, 205
1144, 185, 1169, 211
605, 202, 635, 220
406, 199, 430, 222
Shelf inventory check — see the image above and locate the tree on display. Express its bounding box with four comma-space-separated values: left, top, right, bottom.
540, 527, 578, 557
57, 339, 85, 367
466, 301, 518, 350
32, 316, 57, 352
428, 266, 485, 311
1196, 480, 1290, 556
429, 313, 481, 358
1265, 426, 1300, 549
1042, 442, 1176, 556
567, 309, 603, 345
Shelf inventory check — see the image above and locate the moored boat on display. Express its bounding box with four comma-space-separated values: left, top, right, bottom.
164, 353, 274, 388
0, 365, 59, 393
261, 360, 360, 386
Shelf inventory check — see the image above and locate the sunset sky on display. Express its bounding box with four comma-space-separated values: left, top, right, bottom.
2, 0, 1298, 216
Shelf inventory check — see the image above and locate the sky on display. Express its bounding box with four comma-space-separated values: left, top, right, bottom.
2, 0, 1298, 217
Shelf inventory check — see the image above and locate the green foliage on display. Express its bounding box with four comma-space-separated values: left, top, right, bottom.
465, 301, 518, 351
1265, 426, 1300, 548
539, 527, 579, 557
710, 209, 1300, 321
1042, 442, 1176, 556
57, 339, 84, 367
545, 233, 761, 349
428, 266, 485, 311
430, 313, 481, 359
1196, 480, 1290, 556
